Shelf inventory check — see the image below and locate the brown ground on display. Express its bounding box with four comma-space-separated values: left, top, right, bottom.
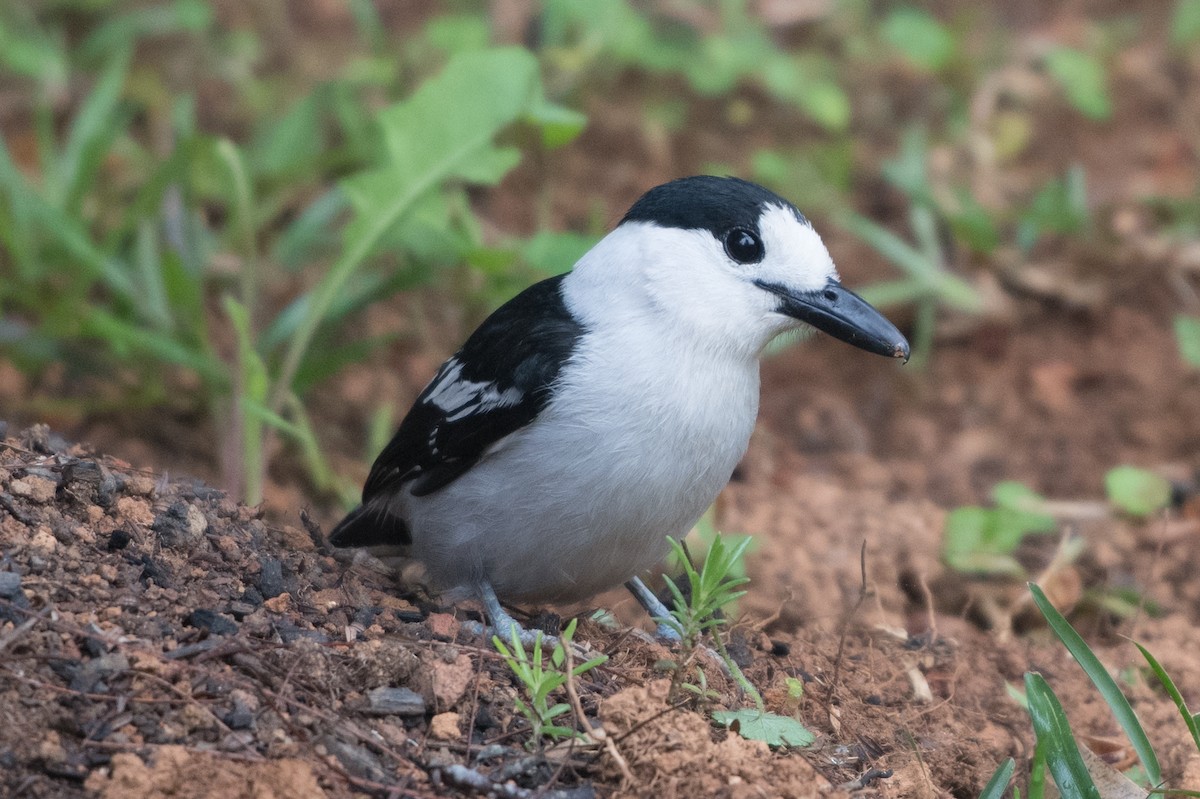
2, 289, 1199, 798
4, 2, 1200, 798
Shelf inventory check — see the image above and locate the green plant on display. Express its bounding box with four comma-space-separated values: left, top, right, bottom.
1016, 166, 1091, 253
1043, 47, 1112, 121
659, 534, 751, 652
539, 0, 849, 132
1174, 315, 1200, 369
1, 35, 584, 505
942, 482, 1058, 576
840, 128, 984, 366
1030, 584, 1161, 785
1173, 0, 1200, 47
1105, 466, 1173, 518
1024, 671, 1102, 798
881, 7, 958, 73
492, 618, 607, 748
711, 707, 814, 748
1014, 584, 1200, 797
978, 758, 1016, 799
654, 533, 812, 747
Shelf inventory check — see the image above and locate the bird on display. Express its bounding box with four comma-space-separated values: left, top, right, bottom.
328, 175, 909, 643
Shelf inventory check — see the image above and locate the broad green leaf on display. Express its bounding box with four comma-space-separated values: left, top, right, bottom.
424, 13, 491, 55
1029, 584, 1162, 785
1105, 466, 1171, 518
274, 48, 559, 409
454, 147, 523, 185
369, 47, 541, 187
882, 8, 957, 71
1174, 315, 1200, 369
1025, 673, 1101, 799
794, 78, 851, 133
712, 709, 814, 748
1044, 48, 1111, 121
525, 99, 588, 148
273, 187, 349, 268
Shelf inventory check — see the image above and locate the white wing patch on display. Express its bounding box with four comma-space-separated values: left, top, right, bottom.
423, 359, 526, 421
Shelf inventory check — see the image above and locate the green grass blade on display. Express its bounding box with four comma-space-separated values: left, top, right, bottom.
53, 46, 132, 212
1024, 672, 1101, 799
978, 757, 1015, 799
133, 220, 172, 330
1029, 583, 1162, 784
1134, 642, 1200, 754
216, 139, 259, 325
224, 296, 269, 504
841, 212, 935, 280
1028, 735, 1046, 799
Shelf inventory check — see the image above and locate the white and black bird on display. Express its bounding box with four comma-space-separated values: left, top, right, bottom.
329, 176, 909, 640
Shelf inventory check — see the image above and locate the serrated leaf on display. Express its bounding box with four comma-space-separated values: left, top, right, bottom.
1104, 466, 1171, 517
712, 709, 814, 748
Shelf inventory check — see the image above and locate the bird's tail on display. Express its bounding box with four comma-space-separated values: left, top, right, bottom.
327, 503, 412, 548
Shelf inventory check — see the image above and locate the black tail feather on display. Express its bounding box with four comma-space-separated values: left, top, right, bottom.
327, 504, 411, 548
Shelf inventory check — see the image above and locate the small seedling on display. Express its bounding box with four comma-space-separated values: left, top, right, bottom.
1016, 583, 1200, 797
659, 533, 751, 652
942, 481, 1058, 576
711, 708, 814, 748
1104, 466, 1172, 518
492, 618, 607, 749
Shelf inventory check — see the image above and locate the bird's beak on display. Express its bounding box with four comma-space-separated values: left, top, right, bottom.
758, 279, 910, 362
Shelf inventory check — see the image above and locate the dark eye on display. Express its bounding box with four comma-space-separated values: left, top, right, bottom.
723, 227, 764, 264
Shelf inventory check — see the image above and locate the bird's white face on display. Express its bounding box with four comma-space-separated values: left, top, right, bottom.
565, 176, 908, 362
635, 204, 838, 353
564, 206, 824, 355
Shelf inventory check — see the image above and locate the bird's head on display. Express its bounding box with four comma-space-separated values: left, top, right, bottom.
568, 176, 909, 361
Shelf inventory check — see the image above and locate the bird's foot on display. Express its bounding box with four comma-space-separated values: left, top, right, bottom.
462, 617, 559, 649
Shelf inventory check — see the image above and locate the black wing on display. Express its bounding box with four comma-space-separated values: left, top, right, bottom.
328, 274, 584, 547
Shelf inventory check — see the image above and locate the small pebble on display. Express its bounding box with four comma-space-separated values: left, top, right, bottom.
0, 571, 22, 598
429, 712, 462, 741
10, 476, 56, 503
185, 609, 239, 636
365, 687, 426, 717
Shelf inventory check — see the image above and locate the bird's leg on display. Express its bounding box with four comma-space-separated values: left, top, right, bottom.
625, 576, 682, 643
471, 580, 555, 649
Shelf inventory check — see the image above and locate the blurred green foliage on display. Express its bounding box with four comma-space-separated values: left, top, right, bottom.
0, 0, 1193, 504
942, 481, 1058, 577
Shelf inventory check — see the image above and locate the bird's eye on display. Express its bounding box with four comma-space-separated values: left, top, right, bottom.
723, 228, 764, 264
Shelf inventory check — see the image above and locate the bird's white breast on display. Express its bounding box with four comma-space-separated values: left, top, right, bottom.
401, 319, 761, 603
